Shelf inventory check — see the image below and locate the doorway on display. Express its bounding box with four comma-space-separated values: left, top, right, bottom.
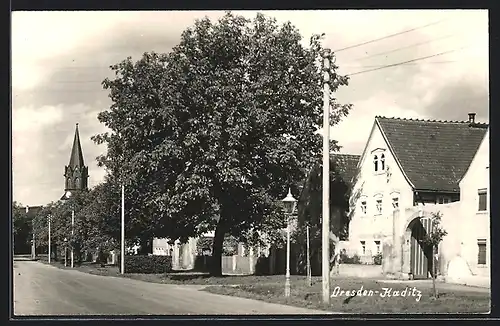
408, 217, 433, 279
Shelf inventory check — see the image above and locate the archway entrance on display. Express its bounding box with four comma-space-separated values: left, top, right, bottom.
408, 216, 433, 279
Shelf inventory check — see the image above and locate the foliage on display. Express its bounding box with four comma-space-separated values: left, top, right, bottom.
29, 181, 124, 262
422, 211, 447, 299
93, 11, 351, 275
340, 251, 361, 264
422, 212, 448, 248
124, 255, 173, 274
13, 201, 32, 252
373, 252, 382, 265
196, 235, 239, 256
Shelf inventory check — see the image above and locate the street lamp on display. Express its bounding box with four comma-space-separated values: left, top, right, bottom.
282, 187, 297, 298
64, 191, 75, 268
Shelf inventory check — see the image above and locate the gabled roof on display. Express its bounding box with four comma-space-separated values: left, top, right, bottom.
68, 123, 85, 168
376, 116, 488, 193
25, 206, 43, 220
331, 154, 361, 186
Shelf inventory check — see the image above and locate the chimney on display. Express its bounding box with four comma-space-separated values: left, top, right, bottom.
468, 112, 476, 124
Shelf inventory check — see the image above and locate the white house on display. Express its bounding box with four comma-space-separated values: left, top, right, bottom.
451, 127, 490, 280
346, 113, 489, 280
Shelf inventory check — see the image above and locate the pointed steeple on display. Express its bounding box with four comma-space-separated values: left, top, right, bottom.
63, 123, 89, 194
68, 123, 85, 168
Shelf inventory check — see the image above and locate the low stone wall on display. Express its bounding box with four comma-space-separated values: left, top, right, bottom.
338, 263, 384, 278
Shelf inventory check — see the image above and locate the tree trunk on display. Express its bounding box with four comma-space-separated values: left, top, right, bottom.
210, 220, 225, 277
139, 237, 152, 255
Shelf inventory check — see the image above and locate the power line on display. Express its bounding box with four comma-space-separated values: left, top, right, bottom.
333, 17, 451, 53
346, 46, 470, 77
356, 34, 455, 62
342, 61, 456, 68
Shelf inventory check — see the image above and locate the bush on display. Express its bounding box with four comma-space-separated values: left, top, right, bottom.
373, 252, 382, 265
340, 252, 361, 264
124, 255, 172, 274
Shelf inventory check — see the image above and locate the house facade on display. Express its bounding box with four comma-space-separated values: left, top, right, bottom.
345, 114, 489, 281
456, 128, 490, 277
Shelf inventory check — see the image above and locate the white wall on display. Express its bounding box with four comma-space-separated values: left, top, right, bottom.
458, 130, 490, 276
347, 121, 413, 256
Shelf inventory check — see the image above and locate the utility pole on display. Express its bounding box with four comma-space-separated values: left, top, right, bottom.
121, 184, 125, 274
322, 48, 332, 304
48, 215, 51, 264
306, 225, 312, 286
71, 210, 74, 268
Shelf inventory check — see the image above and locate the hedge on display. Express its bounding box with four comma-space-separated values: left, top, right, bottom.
124, 255, 173, 274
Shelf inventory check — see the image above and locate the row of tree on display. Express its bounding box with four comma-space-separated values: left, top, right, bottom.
16, 12, 353, 275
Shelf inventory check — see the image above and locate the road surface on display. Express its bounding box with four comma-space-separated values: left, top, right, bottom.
13, 260, 331, 316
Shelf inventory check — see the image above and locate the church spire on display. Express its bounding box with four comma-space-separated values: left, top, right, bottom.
63, 123, 89, 195
68, 123, 85, 168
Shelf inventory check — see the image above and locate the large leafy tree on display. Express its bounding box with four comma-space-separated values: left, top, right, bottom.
13, 201, 31, 254
93, 12, 351, 275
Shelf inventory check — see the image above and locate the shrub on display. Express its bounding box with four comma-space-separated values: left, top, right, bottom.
124, 255, 172, 274
373, 252, 382, 265
340, 252, 361, 264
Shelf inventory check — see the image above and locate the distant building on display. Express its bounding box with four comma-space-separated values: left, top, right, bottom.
61, 123, 89, 200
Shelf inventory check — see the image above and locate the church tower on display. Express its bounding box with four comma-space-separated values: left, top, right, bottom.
63, 123, 89, 194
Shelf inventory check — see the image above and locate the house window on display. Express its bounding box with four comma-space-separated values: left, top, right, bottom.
374, 240, 381, 254
380, 154, 385, 170
373, 155, 379, 172
392, 197, 399, 209
376, 199, 383, 215
360, 200, 367, 215
360, 241, 366, 255
477, 239, 487, 265
478, 189, 487, 211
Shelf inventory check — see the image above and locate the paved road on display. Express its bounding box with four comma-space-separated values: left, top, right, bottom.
13, 260, 331, 316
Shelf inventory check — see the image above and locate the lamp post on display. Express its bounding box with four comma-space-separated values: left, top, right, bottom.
282, 188, 297, 298
64, 237, 68, 267
63, 191, 75, 268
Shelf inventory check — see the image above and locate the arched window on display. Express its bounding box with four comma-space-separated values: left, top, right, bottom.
380, 154, 385, 170
75, 177, 80, 188
67, 177, 72, 189
373, 155, 379, 172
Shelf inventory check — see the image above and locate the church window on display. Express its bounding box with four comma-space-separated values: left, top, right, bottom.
373, 155, 378, 172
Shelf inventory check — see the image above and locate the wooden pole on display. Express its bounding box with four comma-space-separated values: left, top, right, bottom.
307, 225, 312, 286
48, 215, 51, 264
71, 210, 74, 268
322, 48, 331, 304
121, 184, 125, 274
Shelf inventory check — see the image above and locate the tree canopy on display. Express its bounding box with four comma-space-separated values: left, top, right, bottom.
92, 12, 352, 275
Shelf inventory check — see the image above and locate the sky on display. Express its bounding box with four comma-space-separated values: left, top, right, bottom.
12, 10, 489, 206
